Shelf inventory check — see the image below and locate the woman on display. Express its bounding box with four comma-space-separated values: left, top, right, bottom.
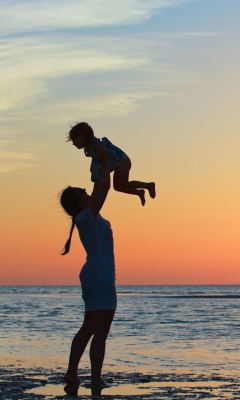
60, 144, 116, 390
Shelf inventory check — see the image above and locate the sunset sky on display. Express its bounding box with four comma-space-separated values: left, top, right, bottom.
1, 0, 240, 285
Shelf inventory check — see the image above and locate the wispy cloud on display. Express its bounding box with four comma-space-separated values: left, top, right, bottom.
0, 78, 45, 112
1, 27, 214, 116
0, 35, 149, 112
0, 0, 225, 131
160, 31, 227, 39
1, 0, 193, 35
0, 139, 41, 175
29, 91, 175, 123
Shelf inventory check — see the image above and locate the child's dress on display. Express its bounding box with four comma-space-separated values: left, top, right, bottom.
85, 137, 127, 182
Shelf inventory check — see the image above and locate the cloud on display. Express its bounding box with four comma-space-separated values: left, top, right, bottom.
160, 31, 226, 39
15, 91, 175, 124
0, 79, 45, 112
0, 0, 223, 121
1, 0, 193, 35
0, 35, 149, 113
0, 27, 210, 116
73, 91, 177, 119
0, 36, 147, 80
0, 139, 40, 175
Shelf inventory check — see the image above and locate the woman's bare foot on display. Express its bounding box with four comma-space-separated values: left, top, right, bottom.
138, 189, 146, 206
64, 381, 80, 396
63, 372, 80, 385
91, 377, 108, 388
148, 182, 156, 198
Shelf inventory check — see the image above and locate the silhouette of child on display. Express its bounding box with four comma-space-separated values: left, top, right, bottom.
67, 122, 156, 206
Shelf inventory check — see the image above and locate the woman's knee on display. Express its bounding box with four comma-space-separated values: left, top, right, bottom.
94, 325, 111, 341
93, 309, 115, 339
79, 312, 94, 336
81, 322, 94, 337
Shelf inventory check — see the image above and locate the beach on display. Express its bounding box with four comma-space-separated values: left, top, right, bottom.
1, 365, 239, 399
1, 285, 240, 399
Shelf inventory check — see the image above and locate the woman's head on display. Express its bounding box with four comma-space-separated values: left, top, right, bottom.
60, 186, 86, 217
60, 186, 87, 255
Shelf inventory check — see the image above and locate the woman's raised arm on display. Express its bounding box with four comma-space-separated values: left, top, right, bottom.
88, 145, 110, 219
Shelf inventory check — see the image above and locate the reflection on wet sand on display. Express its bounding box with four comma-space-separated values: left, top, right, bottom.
1, 365, 239, 399
63, 380, 104, 397
26, 378, 236, 398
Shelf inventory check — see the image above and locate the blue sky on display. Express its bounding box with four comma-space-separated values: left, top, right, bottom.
0, 0, 239, 178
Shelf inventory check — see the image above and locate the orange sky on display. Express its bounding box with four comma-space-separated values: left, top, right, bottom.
1, 0, 240, 285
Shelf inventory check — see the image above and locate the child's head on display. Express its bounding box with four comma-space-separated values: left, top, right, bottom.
68, 122, 94, 149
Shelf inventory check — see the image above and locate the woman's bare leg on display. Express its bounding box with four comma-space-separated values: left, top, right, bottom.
64, 312, 94, 383
90, 309, 115, 385
113, 158, 156, 205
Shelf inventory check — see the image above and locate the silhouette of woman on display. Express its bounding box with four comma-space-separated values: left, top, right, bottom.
60, 144, 116, 390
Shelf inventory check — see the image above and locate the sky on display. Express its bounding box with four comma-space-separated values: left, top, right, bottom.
1, 0, 240, 285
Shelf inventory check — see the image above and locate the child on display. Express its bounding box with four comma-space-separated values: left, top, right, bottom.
67, 122, 156, 206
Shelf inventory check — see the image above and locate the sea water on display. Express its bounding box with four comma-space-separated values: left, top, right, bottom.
1, 285, 240, 376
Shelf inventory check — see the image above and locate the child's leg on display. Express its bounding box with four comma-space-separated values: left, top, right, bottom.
113, 157, 156, 205
113, 157, 146, 205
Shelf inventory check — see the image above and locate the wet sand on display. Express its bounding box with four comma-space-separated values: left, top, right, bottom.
1, 365, 239, 399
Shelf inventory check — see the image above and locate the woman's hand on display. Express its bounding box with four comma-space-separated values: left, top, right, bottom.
89, 143, 110, 219
91, 142, 108, 161
94, 143, 108, 162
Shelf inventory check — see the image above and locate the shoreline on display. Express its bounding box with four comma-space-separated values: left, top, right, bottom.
1, 365, 239, 399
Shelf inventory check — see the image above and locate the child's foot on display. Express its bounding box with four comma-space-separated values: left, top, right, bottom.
148, 182, 156, 198
63, 372, 80, 385
139, 189, 146, 206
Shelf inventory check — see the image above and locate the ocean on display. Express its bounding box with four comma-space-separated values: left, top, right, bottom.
1, 285, 240, 377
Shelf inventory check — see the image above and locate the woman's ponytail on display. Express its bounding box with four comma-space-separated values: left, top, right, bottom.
61, 219, 75, 255
60, 186, 85, 255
